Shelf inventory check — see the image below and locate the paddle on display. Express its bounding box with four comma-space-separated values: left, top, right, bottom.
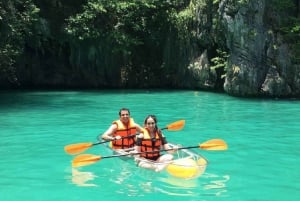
161, 119, 185, 131
64, 119, 185, 155
72, 139, 227, 168
64, 140, 113, 155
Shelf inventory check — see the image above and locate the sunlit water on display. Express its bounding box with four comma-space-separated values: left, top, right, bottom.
0, 90, 299, 201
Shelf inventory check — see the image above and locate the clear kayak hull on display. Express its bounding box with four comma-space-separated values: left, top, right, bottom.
111, 143, 208, 179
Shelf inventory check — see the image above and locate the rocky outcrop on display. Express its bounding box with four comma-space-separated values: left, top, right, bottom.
187, 50, 218, 90
1, 0, 299, 98
220, 0, 300, 97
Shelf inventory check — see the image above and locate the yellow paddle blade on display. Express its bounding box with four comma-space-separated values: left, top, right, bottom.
72, 154, 102, 168
199, 139, 228, 150
165, 120, 185, 131
64, 143, 93, 155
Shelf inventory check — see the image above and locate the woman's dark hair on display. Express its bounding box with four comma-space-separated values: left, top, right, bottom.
144, 115, 158, 131
144, 115, 164, 140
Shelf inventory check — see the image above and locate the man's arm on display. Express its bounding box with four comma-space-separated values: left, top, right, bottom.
101, 124, 117, 141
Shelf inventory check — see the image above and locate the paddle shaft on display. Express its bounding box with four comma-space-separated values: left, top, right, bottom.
72, 139, 227, 167
100, 146, 198, 159
67, 119, 185, 155
99, 138, 228, 159
97, 119, 183, 141
92, 141, 108, 146
97, 128, 167, 145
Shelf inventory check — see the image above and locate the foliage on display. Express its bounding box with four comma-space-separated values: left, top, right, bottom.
168, 0, 197, 41
0, 0, 209, 87
64, 0, 194, 85
65, 0, 191, 51
210, 49, 229, 78
0, 0, 39, 83
1, 0, 299, 88
269, 0, 300, 62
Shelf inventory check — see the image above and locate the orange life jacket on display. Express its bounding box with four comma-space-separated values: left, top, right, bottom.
112, 118, 137, 149
140, 128, 163, 159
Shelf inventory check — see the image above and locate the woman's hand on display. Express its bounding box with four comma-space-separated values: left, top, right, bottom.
129, 149, 139, 156
137, 133, 144, 138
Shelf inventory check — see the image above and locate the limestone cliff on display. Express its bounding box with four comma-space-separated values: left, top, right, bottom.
1, 0, 299, 98
220, 0, 299, 97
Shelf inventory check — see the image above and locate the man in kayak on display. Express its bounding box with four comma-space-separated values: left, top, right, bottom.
134, 114, 176, 172
101, 108, 144, 150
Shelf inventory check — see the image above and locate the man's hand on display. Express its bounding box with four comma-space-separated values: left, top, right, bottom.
114, 135, 121, 140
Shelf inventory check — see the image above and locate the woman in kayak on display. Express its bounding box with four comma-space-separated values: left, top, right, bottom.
135, 114, 176, 172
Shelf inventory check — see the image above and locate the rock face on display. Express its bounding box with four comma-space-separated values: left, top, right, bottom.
220, 0, 300, 97
1, 0, 299, 98
187, 50, 218, 90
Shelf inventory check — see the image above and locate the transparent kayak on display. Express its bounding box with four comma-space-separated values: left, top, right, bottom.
112, 143, 208, 179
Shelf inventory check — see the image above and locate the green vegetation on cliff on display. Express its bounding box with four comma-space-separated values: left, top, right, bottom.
0, 0, 299, 94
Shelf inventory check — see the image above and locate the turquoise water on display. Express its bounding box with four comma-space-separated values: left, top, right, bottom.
0, 90, 299, 201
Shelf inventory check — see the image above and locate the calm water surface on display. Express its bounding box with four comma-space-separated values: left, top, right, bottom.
0, 90, 299, 201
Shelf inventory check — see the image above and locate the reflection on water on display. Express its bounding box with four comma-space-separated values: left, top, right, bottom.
111, 167, 133, 185
202, 173, 230, 197
71, 168, 98, 187
66, 156, 230, 198
204, 173, 230, 189
108, 162, 142, 197
159, 176, 198, 188
155, 172, 230, 197
155, 177, 200, 197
